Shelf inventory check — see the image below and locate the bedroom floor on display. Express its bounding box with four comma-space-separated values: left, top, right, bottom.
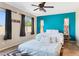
63, 41, 79, 56
0, 41, 79, 56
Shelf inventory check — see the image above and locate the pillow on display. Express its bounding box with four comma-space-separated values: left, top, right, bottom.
56, 33, 64, 45
46, 30, 59, 37
45, 30, 57, 43
49, 36, 58, 43
35, 33, 44, 41
35, 33, 41, 41
39, 34, 50, 43
36, 32, 50, 43
46, 30, 59, 34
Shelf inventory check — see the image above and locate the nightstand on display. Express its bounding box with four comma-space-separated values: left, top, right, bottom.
64, 35, 70, 47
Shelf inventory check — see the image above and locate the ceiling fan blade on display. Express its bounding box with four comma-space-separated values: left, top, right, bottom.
32, 4, 38, 7
41, 2, 46, 6
42, 8, 46, 12
44, 6, 54, 8
33, 8, 39, 11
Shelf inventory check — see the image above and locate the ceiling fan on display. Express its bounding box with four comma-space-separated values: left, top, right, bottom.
32, 2, 54, 12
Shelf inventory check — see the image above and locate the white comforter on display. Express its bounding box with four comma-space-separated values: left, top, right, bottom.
18, 39, 62, 56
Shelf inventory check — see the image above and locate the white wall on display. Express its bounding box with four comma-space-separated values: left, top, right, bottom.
76, 9, 79, 46
12, 12, 21, 40
0, 3, 35, 51
12, 12, 21, 20
0, 17, 35, 51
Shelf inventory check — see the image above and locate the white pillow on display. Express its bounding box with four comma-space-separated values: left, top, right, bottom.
56, 33, 64, 45
36, 32, 50, 43
35, 33, 41, 41
35, 33, 44, 41
46, 30, 57, 43
40, 35, 50, 43
49, 36, 58, 43
46, 30, 59, 34
46, 30, 59, 37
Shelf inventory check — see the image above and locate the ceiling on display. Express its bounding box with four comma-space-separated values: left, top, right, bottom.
6, 2, 79, 16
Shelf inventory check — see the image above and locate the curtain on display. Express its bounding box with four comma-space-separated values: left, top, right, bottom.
4, 9, 12, 40
20, 14, 26, 36
31, 17, 34, 34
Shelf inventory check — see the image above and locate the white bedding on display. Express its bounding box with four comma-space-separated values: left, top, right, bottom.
18, 39, 62, 56
18, 30, 64, 56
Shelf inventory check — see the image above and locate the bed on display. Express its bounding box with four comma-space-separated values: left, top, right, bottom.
18, 30, 64, 56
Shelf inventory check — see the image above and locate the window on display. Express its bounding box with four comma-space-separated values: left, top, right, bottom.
0, 8, 5, 35
40, 20, 44, 33
25, 16, 32, 34
64, 18, 69, 35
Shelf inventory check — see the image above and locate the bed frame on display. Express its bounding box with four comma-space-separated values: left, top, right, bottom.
60, 45, 64, 56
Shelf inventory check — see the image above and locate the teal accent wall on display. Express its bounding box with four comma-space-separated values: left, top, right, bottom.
37, 12, 76, 41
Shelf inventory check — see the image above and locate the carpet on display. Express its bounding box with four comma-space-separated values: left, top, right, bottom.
3, 50, 31, 56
